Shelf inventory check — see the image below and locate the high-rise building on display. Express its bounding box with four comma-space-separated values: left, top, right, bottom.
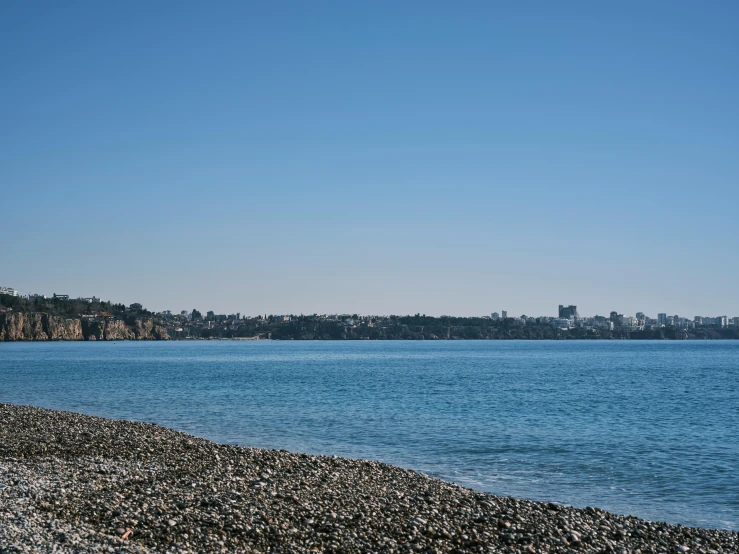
559, 305, 579, 319
658, 313, 667, 325
501, 310, 508, 319
491, 312, 500, 320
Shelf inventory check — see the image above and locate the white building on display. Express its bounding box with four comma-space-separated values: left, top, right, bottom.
0, 286, 18, 297
619, 316, 635, 328
550, 318, 572, 329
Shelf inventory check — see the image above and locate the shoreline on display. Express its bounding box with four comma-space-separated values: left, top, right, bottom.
0, 337, 739, 344
1, 404, 736, 553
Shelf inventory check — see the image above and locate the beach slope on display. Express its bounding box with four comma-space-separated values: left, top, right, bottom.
0, 405, 735, 553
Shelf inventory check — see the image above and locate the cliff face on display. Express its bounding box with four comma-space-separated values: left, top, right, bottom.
81, 319, 105, 341
0, 312, 29, 341
0, 313, 83, 341
44, 315, 83, 340
104, 320, 133, 341
0, 313, 167, 342
133, 318, 169, 340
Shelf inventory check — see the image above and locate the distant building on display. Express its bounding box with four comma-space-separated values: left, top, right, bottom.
550, 318, 572, 329
718, 316, 728, 327
619, 316, 635, 328
558, 305, 579, 319
501, 310, 508, 319
491, 312, 500, 320
658, 313, 667, 325
206, 311, 215, 321
53, 293, 69, 300
0, 286, 19, 297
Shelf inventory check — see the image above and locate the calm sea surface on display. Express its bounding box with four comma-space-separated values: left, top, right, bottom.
0, 340, 737, 530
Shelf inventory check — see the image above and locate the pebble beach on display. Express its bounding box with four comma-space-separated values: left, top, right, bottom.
0, 405, 736, 554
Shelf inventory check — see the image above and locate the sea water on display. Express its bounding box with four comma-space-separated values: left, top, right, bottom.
0, 340, 737, 530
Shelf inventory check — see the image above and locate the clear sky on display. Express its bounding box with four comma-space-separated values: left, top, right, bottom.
1, 1, 737, 317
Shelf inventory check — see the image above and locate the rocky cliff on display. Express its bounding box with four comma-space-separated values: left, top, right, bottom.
0, 313, 83, 341
0, 313, 168, 341
44, 315, 84, 340
132, 318, 168, 340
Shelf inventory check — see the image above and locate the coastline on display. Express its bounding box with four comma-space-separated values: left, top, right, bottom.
1, 405, 736, 553
3, 310, 739, 343
4, 336, 739, 342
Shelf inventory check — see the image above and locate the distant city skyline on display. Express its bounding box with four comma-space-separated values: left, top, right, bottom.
2, 2, 737, 316
2, 285, 736, 322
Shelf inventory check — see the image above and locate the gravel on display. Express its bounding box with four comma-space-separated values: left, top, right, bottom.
0, 404, 736, 553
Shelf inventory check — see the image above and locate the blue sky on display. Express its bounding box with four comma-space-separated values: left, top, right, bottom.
1, 1, 737, 317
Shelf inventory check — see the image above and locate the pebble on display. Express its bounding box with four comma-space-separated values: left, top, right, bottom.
0, 404, 736, 554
